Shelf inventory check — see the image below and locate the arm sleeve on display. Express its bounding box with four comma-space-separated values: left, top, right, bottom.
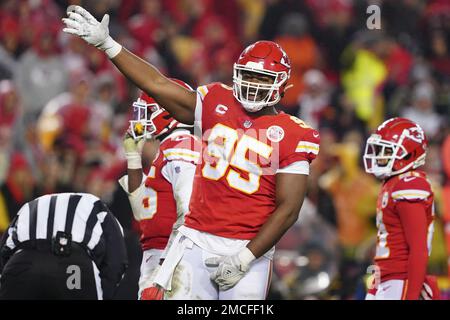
98, 211, 128, 300
161, 160, 197, 227
279, 125, 320, 169
118, 173, 147, 221
161, 160, 197, 258
397, 201, 429, 300
276, 160, 310, 175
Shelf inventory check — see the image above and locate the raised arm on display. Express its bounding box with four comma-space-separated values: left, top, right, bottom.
62, 5, 196, 124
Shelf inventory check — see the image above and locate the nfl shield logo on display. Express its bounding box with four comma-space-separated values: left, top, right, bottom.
243, 120, 252, 128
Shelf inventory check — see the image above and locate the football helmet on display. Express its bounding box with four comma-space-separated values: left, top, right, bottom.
233, 40, 291, 112
364, 117, 428, 179
129, 79, 193, 139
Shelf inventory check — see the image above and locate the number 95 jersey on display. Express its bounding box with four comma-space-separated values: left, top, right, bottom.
185, 82, 320, 239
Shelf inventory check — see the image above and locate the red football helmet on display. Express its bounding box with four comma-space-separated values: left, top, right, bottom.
364, 117, 428, 179
233, 40, 291, 112
129, 79, 193, 139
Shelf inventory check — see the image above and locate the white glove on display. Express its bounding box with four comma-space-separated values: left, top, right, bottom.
123, 132, 145, 169
205, 247, 256, 291
62, 5, 122, 59
420, 282, 433, 300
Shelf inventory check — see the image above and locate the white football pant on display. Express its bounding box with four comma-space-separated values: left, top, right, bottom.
164, 242, 272, 300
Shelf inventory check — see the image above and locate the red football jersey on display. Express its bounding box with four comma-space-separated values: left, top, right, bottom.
139, 131, 200, 250
185, 82, 320, 239
374, 170, 435, 281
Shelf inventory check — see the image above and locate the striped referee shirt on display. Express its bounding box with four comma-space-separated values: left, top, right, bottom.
0, 192, 128, 299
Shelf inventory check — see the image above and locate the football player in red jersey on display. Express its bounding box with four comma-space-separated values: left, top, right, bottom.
363, 117, 439, 300
63, 6, 320, 299
119, 80, 201, 300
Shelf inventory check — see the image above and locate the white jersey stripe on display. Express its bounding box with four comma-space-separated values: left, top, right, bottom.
87, 211, 107, 250
70, 195, 96, 243
35, 195, 50, 239
296, 141, 320, 155
52, 193, 70, 237
163, 148, 200, 158
16, 204, 30, 242
296, 146, 319, 155
163, 148, 200, 164
392, 189, 430, 200
92, 261, 103, 300
297, 141, 320, 148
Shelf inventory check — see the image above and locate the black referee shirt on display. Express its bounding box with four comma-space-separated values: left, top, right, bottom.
0, 192, 128, 299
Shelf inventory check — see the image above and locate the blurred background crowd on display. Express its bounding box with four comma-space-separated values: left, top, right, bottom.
0, 0, 449, 299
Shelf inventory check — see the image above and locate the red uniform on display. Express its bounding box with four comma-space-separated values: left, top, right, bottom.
138, 132, 200, 250
185, 83, 320, 239
375, 170, 435, 282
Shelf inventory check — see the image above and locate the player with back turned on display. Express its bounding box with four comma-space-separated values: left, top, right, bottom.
62, 6, 320, 299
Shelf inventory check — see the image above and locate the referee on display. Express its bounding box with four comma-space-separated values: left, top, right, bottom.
0, 192, 128, 300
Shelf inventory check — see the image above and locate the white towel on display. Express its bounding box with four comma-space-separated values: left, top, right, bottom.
153, 233, 193, 290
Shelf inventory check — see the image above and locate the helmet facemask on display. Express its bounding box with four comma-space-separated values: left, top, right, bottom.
364, 131, 426, 179
233, 63, 288, 112
129, 98, 161, 140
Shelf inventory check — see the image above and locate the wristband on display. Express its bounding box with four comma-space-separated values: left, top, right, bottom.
98, 36, 122, 59
238, 247, 256, 268
125, 153, 142, 169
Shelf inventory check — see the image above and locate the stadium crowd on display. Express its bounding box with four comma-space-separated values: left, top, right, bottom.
0, 0, 449, 299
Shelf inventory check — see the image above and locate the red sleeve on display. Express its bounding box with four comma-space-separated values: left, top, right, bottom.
160, 134, 201, 166
397, 201, 428, 300
196, 82, 225, 130
279, 124, 320, 169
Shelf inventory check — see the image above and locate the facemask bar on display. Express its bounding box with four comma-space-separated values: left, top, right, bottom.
363, 135, 408, 179
233, 64, 287, 112
129, 100, 159, 140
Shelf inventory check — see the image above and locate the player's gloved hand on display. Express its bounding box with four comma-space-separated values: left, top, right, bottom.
205, 247, 256, 291
420, 282, 433, 300
62, 5, 122, 58
141, 286, 165, 300
140, 262, 166, 300
419, 275, 441, 300
123, 132, 145, 169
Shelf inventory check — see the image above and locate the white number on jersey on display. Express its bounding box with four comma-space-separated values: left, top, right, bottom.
202, 124, 273, 194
